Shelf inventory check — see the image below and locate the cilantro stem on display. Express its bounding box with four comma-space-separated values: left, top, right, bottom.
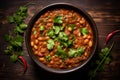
18, 58, 24, 65
90, 42, 114, 80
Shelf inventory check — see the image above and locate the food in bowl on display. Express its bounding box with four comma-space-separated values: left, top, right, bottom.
30, 9, 93, 69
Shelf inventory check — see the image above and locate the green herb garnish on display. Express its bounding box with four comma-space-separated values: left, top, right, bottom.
10, 54, 18, 62
4, 5, 28, 62
89, 43, 114, 80
39, 25, 45, 31
55, 46, 67, 60
68, 24, 75, 31
45, 55, 51, 61
47, 39, 55, 50
58, 32, 68, 41
47, 29, 56, 38
80, 28, 89, 35
54, 15, 63, 24
53, 26, 61, 34
68, 47, 84, 57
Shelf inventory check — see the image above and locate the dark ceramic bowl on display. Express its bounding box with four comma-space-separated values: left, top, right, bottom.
25, 3, 98, 73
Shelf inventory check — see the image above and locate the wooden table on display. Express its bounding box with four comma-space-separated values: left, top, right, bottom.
0, 0, 120, 80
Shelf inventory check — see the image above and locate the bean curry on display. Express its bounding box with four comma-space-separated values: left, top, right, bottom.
30, 9, 93, 69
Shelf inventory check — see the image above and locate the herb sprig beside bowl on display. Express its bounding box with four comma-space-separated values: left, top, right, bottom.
4, 5, 28, 73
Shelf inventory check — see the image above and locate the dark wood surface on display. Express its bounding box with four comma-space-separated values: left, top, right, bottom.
0, 0, 120, 80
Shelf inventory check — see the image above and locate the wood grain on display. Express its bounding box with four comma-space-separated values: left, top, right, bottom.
0, 0, 120, 80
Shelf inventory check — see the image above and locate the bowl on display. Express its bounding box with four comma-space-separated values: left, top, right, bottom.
25, 3, 98, 73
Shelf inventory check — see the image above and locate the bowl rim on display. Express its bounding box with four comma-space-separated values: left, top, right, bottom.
25, 2, 98, 73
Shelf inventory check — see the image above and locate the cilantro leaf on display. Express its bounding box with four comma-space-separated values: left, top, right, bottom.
4, 45, 13, 54
68, 47, 84, 57
55, 46, 67, 60
53, 26, 61, 34
19, 23, 27, 29
68, 49, 76, 57
67, 40, 74, 46
76, 47, 84, 56
58, 32, 68, 41
47, 39, 54, 50
45, 55, 51, 61
10, 54, 18, 62
7, 16, 14, 23
68, 24, 75, 31
47, 30, 55, 38
4, 34, 13, 41
13, 13, 23, 24
39, 25, 45, 31
104, 57, 111, 64
54, 15, 63, 24
80, 28, 89, 35
10, 35, 23, 47
19, 6, 27, 12
14, 26, 24, 33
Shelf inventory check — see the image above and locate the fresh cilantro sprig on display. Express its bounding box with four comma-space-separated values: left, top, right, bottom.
4, 5, 28, 62
89, 43, 114, 80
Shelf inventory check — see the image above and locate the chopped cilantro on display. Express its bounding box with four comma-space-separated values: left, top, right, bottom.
58, 32, 68, 41
39, 25, 45, 31
47, 29, 56, 38
54, 15, 63, 24
80, 28, 89, 35
52, 26, 61, 34
45, 55, 51, 61
74, 47, 85, 57
47, 39, 54, 50
55, 46, 67, 60
68, 47, 84, 57
68, 24, 75, 30
68, 49, 76, 57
